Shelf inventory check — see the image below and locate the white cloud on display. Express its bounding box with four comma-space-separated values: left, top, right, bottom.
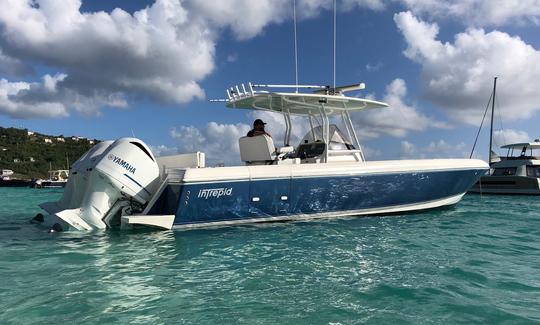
352, 78, 449, 138
226, 53, 239, 63
493, 129, 531, 147
0, 0, 217, 117
0, 49, 32, 76
185, 79, 448, 161
0, 0, 383, 119
163, 110, 387, 165
149, 144, 179, 157
0, 73, 127, 119
394, 11, 540, 125
286, 0, 385, 19
251, 111, 310, 146
186, 0, 290, 40
342, 0, 386, 11
170, 122, 251, 166
399, 0, 540, 27
166, 110, 311, 166
0, 77, 67, 119
424, 139, 467, 156
365, 61, 383, 72
400, 140, 416, 158
400, 139, 468, 159
3, 0, 537, 121
187, 0, 386, 40
362, 145, 383, 159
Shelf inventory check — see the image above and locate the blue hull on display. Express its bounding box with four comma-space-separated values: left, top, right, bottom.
146, 168, 484, 227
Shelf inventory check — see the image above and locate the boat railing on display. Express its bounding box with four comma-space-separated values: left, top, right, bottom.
327, 149, 363, 155
209, 82, 328, 102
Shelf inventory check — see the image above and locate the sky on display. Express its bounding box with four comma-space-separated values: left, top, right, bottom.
0, 0, 540, 165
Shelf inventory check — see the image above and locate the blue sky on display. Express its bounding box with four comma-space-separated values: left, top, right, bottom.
0, 0, 539, 165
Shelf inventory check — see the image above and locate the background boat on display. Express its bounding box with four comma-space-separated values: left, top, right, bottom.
0, 168, 30, 187
31, 169, 69, 188
0, 178, 30, 187
469, 77, 540, 195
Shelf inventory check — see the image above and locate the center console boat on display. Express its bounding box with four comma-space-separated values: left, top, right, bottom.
34, 83, 488, 231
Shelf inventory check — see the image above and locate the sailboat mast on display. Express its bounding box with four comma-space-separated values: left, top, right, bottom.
488, 77, 497, 165
293, 0, 298, 93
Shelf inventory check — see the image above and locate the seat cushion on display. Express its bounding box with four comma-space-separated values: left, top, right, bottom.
239, 135, 275, 162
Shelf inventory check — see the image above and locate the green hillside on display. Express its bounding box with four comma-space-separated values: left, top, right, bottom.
0, 127, 97, 179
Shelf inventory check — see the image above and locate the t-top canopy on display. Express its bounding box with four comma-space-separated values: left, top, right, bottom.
218, 83, 388, 116
501, 142, 540, 150
227, 92, 388, 116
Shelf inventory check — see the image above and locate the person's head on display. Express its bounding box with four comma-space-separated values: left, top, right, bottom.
253, 119, 266, 131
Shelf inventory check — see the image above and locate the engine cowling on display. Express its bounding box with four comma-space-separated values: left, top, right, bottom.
37, 137, 160, 231
95, 138, 160, 204
57, 140, 114, 211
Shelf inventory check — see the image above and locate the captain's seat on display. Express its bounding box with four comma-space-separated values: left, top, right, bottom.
239, 135, 293, 165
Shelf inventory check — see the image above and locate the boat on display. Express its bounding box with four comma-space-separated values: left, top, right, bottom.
32, 2, 487, 231
32, 82, 488, 231
470, 141, 540, 194
469, 77, 540, 195
0, 169, 30, 187
32, 170, 69, 188
1, 169, 13, 178
0, 178, 31, 187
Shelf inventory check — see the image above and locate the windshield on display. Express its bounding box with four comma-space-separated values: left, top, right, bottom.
505, 146, 540, 158
299, 124, 355, 150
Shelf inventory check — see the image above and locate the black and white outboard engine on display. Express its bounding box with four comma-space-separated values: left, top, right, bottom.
36, 138, 160, 231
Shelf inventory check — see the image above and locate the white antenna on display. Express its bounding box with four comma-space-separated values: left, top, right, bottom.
293, 0, 299, 93
333, 0, 337, 89
131, 129, 136, 137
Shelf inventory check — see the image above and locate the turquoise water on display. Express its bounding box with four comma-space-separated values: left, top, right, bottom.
0, 188, 539, 324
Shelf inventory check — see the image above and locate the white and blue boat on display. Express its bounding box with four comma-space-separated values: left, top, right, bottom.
34, 83, 488, 231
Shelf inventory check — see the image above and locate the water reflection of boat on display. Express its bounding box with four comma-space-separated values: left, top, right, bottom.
32, 170, 69, 188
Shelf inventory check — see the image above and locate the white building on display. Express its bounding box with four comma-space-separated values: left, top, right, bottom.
44, 138, 53, 144
56, 137, 65, 142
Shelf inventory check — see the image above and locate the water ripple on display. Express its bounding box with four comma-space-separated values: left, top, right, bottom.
0, 188, 539, 323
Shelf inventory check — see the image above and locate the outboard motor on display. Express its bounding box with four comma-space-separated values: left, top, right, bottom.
39, 140, 114, 215
36, 138, 160, 231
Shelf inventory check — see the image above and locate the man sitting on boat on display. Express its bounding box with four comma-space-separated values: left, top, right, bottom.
247, 119, 272, 138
